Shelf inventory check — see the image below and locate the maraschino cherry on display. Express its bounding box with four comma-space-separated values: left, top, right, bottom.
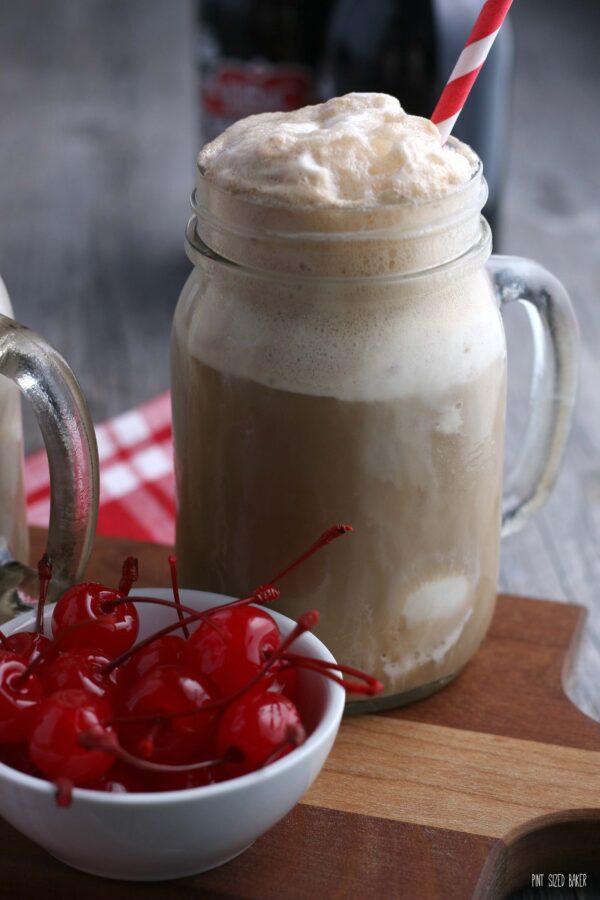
0, 658, 45, 742
38, 647, 116, 701
182, 605, 281, 696
0, 523, 385, 806
28, 689, 116, 788
217, 691, 305, 775
2, 631, 50, 665
51, 582, 139, 658
115, 635, 185, 688
117, 664, 220, 765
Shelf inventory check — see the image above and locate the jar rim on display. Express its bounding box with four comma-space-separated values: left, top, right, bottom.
185, 213, 492, 285
190, 143, 489, 278
193, 152, 486, 243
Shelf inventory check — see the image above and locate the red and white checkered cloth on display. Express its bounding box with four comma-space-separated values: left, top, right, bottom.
25, 392, 176, 545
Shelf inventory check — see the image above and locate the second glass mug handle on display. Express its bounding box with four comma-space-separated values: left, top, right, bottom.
0, 314, 98, 609
488, 256, 579, 537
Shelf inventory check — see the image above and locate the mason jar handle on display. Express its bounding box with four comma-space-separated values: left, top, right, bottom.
488, 256, 579, 537
0, 314, 98, 602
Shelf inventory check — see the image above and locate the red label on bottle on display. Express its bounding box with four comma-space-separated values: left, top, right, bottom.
202, 62, 311, 119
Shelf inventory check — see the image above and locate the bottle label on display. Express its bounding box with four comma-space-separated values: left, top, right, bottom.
200, 61, 311, 141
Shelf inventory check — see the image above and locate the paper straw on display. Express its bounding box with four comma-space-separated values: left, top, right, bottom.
431, 0, 514, 144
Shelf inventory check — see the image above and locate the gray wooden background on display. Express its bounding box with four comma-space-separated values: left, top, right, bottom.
499, 0, 600, 732
0, 2, 598, 895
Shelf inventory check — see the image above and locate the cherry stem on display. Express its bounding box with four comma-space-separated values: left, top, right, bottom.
15, 634, 60, 684
118, 556, 138, 596
254, 524, 353, 592
283, 652, 384, 696
35, 554, 52, 635
168, 555, 190, 640
78, 729, 241, 774
103, 586, 280, 626
108, 610, 320, 726
102, 593, 207, 622
54, 776, 74, 808
100, 586, 281, 676
284, 657, 383, 695
196, 585, 281, 616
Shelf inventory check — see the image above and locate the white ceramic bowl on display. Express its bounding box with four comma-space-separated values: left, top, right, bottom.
0, 588, 345, 880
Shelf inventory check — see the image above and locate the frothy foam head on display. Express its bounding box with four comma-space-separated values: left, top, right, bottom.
198, 93, 478, 208
193, 93, 484, 277
182, 92, 502, 403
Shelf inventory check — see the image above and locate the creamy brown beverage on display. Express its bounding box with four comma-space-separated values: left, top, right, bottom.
0, 277, 28, 580
172, 93, 507, 707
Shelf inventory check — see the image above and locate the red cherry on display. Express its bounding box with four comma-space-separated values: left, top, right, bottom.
28, 689, 115, 785
0, 658, 46, 742
51, 583, 139, 658
38, 647, 116, 702
0, 741, 40, 775
217, 691, 305, 774
115, 635, 185, 688
85, 761, 147, 794
4, 632, 51, 665
118, 664, 219, 765
182, 606, 280, 696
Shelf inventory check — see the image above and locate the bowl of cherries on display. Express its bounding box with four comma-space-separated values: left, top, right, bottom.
0, 526, 381, 881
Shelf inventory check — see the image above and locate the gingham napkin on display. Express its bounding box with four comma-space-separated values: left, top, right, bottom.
25, 392, 176, 545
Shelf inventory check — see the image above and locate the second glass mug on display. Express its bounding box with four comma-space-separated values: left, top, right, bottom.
0, 283, 98, 621
172, 156, 578, 711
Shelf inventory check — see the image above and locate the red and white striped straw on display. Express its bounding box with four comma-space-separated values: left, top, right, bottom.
431, 0, 513, 144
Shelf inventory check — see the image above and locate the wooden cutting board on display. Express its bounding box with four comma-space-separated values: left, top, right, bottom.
1, 530, 598, 900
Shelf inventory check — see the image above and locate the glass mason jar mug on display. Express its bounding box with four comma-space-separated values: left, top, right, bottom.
0, 279, 98, 621
172, 159, 578, 711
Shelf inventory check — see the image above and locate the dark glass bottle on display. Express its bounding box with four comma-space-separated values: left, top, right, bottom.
320, 0, 514, 233
197, 0, 336, 142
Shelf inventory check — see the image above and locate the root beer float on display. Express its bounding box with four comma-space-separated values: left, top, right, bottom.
172, 93, 576, 709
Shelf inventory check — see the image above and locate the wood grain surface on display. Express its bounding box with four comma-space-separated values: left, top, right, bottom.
306, 719, 600, 837
16, 529, 599, 899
